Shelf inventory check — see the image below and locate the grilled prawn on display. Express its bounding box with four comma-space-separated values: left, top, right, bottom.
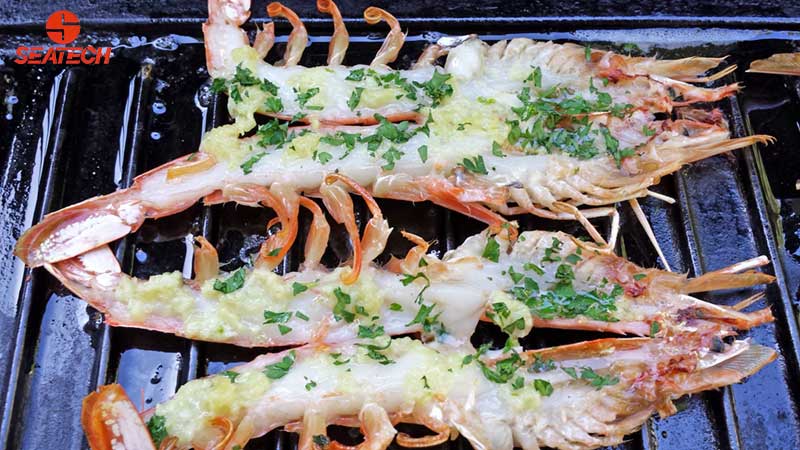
15, 106, 773, 270
205, 0, 743, 128
15, 1, 775, 264
35, 174, 773, 347
82, 334, 776, 450
198, 0, 773, 246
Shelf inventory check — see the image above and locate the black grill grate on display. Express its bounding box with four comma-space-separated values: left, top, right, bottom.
1, 8, 800, 450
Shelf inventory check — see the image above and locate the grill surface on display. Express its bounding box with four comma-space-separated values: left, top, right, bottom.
1, 3, 800, 450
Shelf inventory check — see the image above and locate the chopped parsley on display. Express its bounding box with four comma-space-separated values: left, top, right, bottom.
414, 71, 454, 107
213, 268, 246, 293
264, 95, 283, 113
347, 87, 364, 110
357, 324, 385, 338
345, 68, 365, 81
563, 365, 619, 389
526, 66, 542, 88
240, 152, 266, 174
633, 273, 647, 281
264, 351, 296, 379
642, 125, 656, 137
542, 237, 563, 262
492, 141, 506, 157
460, 155, 488, 175
599, 126, 635, 167
304, 376, 317, 391
295, 87, 321, 109
417, 145, 428, 163
528, 355, 556, 373
405, 302, 444, 334
478, 352, 524, 384
210, 78, 227, 93
331, 352, 350, 365
147, 415, 168, 448
389, 303, 403, 311
319, 131, 359, 159
260, 78, 279, 96
263, 310, 292, 324
381, 146, 404, 170
482, 236, 501, 263
650, 321, 661, 337
356, 339, 395, 365
296, 311, 310, 321
332, 288, 355, 323
315, 150, 333, 164
256, 119, 290, 147
233, 65, 259, 86
292, 282, 309, 296
313, 434, 330, 448
221, 370, 239, 382
462, 343, 490, 366
533, 379, 553, 396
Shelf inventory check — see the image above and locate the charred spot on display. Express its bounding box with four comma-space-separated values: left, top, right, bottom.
710, 336, 726, 353
624, 281, 647, 297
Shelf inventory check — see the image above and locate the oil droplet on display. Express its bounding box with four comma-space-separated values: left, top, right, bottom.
152, 35, 179, 51
151, 364, 163, 384
150, 131, 161, 140
152, 101, 166, 115
135, 248, 148, 263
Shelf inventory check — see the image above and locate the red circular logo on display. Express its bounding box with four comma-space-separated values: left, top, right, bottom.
46, 10, 80, 45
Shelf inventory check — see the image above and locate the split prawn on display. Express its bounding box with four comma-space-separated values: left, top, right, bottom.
34, 191, 774, 347
82, 333, 776, 450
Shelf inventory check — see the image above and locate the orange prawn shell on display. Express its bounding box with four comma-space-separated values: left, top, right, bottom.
82, 384, 156, 450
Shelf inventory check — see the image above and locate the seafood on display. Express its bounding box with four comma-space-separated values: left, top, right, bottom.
37, 190, 774, 346
196, 0, 774, 244
15, 105, 774, 269
747, 53, 800, 76
82, 334, 776, 450
204, 0, 743, 128
16, 1, 777, 266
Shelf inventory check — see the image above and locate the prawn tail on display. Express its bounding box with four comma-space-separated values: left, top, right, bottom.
45, 245, 122, 312
82, 384, 156, 450
675, 343, 777, 397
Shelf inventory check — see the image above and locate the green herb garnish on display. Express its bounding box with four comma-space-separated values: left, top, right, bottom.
264, 351, 296, 379
213, 268, 246, 293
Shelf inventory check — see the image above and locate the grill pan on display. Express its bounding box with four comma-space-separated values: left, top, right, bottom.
1, 2, 800, 449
